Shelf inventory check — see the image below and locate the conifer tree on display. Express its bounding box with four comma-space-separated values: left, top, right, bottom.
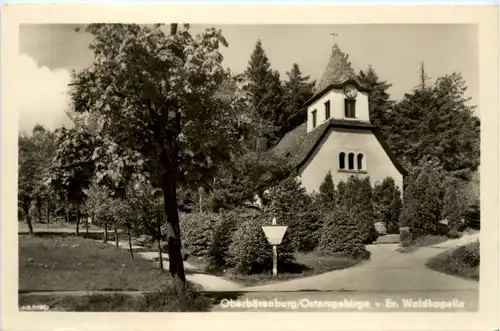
319, 171, 335, 208
245, 40, 284, 141
318, 206, 370, 258
385, 68, 479, 179
280, 63, 315, 136
357, 65, 395, 131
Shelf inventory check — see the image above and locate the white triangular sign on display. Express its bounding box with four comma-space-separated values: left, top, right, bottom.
262, 225, 288, 245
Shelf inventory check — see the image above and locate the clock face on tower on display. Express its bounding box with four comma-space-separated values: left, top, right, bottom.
344, 84, 358, 99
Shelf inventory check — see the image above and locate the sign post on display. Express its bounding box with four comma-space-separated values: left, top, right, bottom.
262, 217, 288, 276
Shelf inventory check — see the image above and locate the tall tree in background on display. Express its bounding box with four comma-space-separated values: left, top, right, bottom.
245, 40, 284, 142
386, 69, 479, 179
357, 66, 395, 131
280, 63, 315, 136
70, 24, 237, 282
47, 125, 96, 237
18, 125, 57, 234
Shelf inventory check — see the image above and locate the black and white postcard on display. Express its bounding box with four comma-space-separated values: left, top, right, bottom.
1, 4, 498, 331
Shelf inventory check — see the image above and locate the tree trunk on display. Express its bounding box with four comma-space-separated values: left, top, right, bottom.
103, 222, 108, 243
86, 216, 89, 235
115, 227, 119, 247
127, 225, 135, 262
36, 197, 42, 223
46, 201, 50, 229
23, 203, 34, 235
162, 170, 186, 282
65, 201, 70, 224
157, 233, 164, 272
76, 206, 80, 237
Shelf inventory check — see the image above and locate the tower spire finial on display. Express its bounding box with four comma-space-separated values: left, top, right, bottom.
330, 32, 339, 46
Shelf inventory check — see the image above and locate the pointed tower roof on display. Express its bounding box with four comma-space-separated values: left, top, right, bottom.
315, 44, 363, 93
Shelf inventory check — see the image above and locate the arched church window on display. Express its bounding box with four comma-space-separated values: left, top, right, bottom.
357, 153, 364, 170
348, 153, 355, 170
339, 152, 345, 169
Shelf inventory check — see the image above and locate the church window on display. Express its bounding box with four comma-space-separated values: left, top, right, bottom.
348, 153, 355, 170
345, 99, 356, 118
357, 153, 364, 170
312, 110, 317, 128
325, 101, 331, 120
339, 152, 345, 169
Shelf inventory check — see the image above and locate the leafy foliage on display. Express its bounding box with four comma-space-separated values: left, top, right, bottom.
400, 159, 447, 237
18, 126, 57, 231
337, 176, 378, 244
244, 39, 284, 141
227, 211, 296, 274
441, 177, 469, 230
372, 177, 402, 234
70, 23, 240, 280
205, 208, 244, 273
210, 151, 292, 211
285, 211, 323, 253
317, 207, 370, 259
357, 66, 395, 130
279, 63, 315, 136
384, 72, 480, 179
180, 212, 220, 257
318, 171, 335, 210
264, 176, 310, 217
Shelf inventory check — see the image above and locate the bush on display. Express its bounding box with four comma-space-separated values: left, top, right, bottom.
399, 227, 412, 247
441, 178, 469, 230
180, 213, 219, 258
400, 160, 446, 238
317, 207, 370, 259
227, 211, 296, 274
285, 211, 323, 252
318, 171, 335, 209
373, 177, 402, 234
337, 176, 378, 244
205, 209, 244, 273
446, 228, 461, 239
265, 177, 310, 216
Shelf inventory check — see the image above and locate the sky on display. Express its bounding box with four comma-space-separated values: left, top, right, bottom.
18, 23, 479, 134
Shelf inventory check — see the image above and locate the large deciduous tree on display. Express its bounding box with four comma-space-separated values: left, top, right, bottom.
70, 24, 236, 281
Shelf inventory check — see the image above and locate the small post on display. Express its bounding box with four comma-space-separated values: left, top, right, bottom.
272, 245, 278, 276
271, 216, 277, 276
262, 217, 288, 278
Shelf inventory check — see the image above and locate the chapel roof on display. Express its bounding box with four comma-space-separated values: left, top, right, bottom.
315, 44, 365, 93
272, 119, 408, 176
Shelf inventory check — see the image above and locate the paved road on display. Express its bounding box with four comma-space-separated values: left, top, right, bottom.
214, 234, 480, 312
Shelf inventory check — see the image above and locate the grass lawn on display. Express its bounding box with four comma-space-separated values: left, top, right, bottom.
19, 286, 214, 312
19, 235, 175, 292
426, 241, 480, 281
223, 251, 366, 287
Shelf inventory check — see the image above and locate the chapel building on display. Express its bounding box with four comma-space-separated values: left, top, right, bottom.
273, 44, 407, 193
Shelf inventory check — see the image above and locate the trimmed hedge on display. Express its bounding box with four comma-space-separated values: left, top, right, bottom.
317, 207, 370, 259
227, 211, 296, 274
180, 212, 220, 258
